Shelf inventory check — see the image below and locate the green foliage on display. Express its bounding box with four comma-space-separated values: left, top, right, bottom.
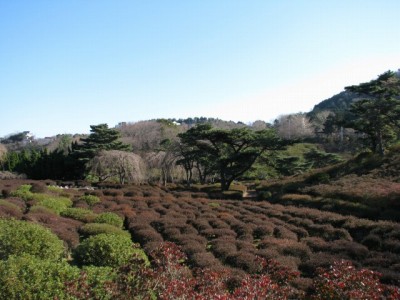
0, 200, 22, 211
344, 71, 400, 155
70, 124, 131, 177
29, 205, 58, 215
74, 233, 143, 267
79, 223, 131, 238
47, 185, 64, 193
305, 172, 331, 184
0, 219, 65, 261
9, 185, 73, 214
0, 254, 79, 300
10, 184, 34, 200
35, 196, 73, 214
80, 194, 101, 206
303, 148, 343, 169
94, 212, 124, 228
178, 124, 287, 190
79, 266, 117, 299
60, 207, 98, 223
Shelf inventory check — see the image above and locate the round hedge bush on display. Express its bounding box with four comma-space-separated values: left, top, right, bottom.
94, 212, 124, 228
80, 194, 101, 206
0, 254, 79, 299
61, 207, 98, 223
0, 219, 65, 261
79, 223, 131, 239
74, 233, 142, 267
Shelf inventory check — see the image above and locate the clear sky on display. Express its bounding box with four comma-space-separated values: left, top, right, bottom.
1, 1, 399, 138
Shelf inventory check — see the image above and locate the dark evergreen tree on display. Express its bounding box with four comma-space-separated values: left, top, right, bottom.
345, 71, 400, 155
70, 124, 131, 178
178, 124, 287, 190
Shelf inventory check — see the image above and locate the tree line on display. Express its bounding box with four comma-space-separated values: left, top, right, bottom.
1, 71, 399, 188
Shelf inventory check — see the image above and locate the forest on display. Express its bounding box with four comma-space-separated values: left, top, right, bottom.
0, 70, 400, 298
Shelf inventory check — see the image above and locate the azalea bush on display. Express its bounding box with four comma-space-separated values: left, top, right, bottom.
312, 260, 400, 299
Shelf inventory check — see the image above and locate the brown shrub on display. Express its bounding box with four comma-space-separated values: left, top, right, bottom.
302, 237, 330, 252
361, 234, 382, 250
211, 239, 237, 261
299, 252, 339, 277
382, 238, 400, 253
0, 203, 23, 219
273, 226, 298, 241
131, 227, 164, 245
257, 248, 281, 260
253, 224, 274, 239
189, 251, 219, 269
225, 252, 260, 273
328, 240, 369, 260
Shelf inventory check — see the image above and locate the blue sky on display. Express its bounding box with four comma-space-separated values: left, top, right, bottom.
1, 1, 399, 137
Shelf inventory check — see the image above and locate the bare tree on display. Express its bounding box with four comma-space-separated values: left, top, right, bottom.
87, 150, 146, 184
275, 113, 314, 139
117, 120, 188, 152
0, 144, 7, 169
144, 150, 184, 186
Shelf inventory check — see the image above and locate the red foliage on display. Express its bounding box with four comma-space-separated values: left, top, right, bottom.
311, 260, 400, 299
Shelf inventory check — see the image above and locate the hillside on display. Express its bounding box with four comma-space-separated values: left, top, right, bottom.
309, 69, 400, 118
257, 147, 400, 221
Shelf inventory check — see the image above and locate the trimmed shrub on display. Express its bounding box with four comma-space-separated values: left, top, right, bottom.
80, 194, 101, 206
0, 219, 65, 261
79, 223, 130, 239
67, 265, 117, 300
0, 205, 23, 219
35, 196, 73, 214
61, 207, 98, 223
94, 212, 124, 228
30, 182, 47, 193
0, 254, 79, 299
74, 233, 144, 267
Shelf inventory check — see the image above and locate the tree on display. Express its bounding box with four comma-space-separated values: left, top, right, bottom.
178, 124, 287, 191
274, 113, 314, 140
345, 71, 400, 155
71, 124, 131, 178
303, 148, 343, 168
87, 150, 145, 184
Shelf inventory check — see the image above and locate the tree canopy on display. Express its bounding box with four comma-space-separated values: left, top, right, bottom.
344, 71, 400, 155
71, 124, 131, 178
178, 124, 287, 190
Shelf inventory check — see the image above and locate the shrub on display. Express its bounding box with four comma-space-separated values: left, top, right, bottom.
0, 204, 23, 219
311, 260, 400, 299
61, 207, 98, 223
65, 266, 117, 300
79, 223, 130, 239
0, 254, 79, 299
35, 196, 73, 214
306, 172, 330, 184
47, 185, 64, 193
361, 234, 382, 250
1, 189, 10, 198
10, 184, 34, 200
80, 194, 101, 206
0, 219, 65, 261
74, 233, 145, 267
94, 212, 124, 228
29, 205, 58, 215
30, 182, 47, 193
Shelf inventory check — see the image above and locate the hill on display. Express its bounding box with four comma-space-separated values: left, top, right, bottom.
257, 146, 400, 221
309, 69, 400, 118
